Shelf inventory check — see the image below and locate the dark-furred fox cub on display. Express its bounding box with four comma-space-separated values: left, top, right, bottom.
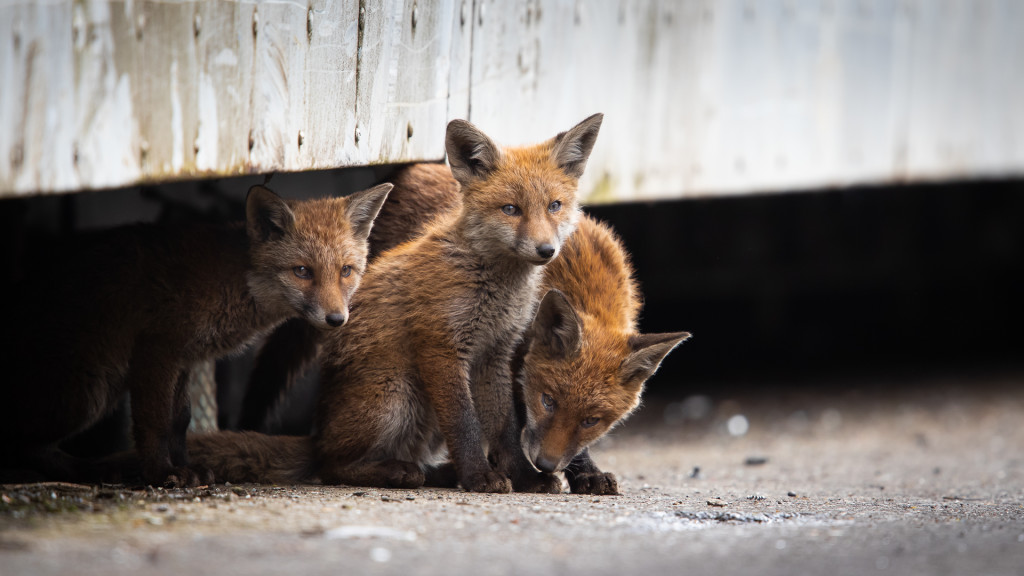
0, 183, 391, 487
313, 114, 603, 493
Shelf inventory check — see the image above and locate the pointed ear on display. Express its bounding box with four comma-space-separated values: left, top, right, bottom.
344, 183, 393, 241
619, 331, 690, 391
551, 113, 603, 179
247, 185, 296, 242
528, 290, 583, 359
445, 119, 502, 187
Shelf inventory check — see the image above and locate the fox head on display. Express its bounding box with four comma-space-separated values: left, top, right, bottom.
445, 113, 603, 265
519, 290, 690, 474
245, 183, 392, 330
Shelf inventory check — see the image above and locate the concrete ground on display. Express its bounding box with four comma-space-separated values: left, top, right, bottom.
2, 374, 1023, 576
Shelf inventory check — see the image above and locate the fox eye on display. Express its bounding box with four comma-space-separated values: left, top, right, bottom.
341, 265, 352, 278
501, 204, 521, 216
548, 200, 562, 213
293, 266, 313, 279
541, 393, 555, 411
581, 416, 601, 429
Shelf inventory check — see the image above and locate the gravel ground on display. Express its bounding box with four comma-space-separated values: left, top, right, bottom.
2, 375, 1023, 576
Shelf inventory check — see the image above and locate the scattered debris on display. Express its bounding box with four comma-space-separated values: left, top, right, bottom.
707, 498, 728, 507
676, 510, 800, 523
744, 456, 768, 466
689, 467, 701, 479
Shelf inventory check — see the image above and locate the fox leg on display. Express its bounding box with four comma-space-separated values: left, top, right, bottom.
126, 343, 205, 488
474, 351, 561, 494
564, 447, 619, 495
315, 373, 425, 489
239, 319, 320, 431
419, 351, 510, 493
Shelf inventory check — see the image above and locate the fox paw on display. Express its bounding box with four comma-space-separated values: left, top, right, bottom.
461, 469, 512, 493
568, 471, 619, 495
158, 466, 213, 489
513, 471, 563, 494
381, 459, 426, 489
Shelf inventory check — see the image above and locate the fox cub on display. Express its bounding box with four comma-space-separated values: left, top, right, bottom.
238, 164, 462, 432
519, 216, 690, 494
0, 183, 391, 487
313, 114, 603, 493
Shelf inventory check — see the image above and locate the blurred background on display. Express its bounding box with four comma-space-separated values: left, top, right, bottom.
1, 0, 1022, 439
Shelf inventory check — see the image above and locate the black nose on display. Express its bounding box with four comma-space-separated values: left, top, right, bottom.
535, 455, 558, 474
325, 312, 347, 327
536, 244, 555, 259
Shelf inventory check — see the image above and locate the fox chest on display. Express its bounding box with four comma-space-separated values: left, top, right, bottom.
447, 273, 538, 358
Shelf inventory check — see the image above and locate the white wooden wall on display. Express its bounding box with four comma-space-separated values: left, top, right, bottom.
2, 0, 1022, 203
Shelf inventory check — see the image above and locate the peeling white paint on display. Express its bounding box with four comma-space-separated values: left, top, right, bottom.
169, 60, 184, 173
1, 1, 1022, 199
196, 71, 219, 171
213, 48, 238, 68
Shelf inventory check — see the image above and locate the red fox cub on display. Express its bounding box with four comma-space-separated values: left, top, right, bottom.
519, 216, 690, 495
314, 114, 603, 493
239, 164, 462, 432
0, 183, 391, 487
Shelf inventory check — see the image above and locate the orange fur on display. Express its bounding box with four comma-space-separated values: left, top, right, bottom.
313, 115, 603, 493
519, 217, 690, 494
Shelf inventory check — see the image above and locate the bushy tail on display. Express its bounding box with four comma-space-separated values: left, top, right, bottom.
187, 431, 317, 485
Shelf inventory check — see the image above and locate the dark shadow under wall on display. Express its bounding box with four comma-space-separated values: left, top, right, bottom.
1, 170, 1021, 441
587, 179, 1024, 395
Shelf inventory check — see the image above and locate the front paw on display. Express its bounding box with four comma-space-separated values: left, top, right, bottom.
569, 471, 619, 495
460, 469, 512, 493
380, 459, 426, 489
158, 466, 214, 489
513, 471, 563, 494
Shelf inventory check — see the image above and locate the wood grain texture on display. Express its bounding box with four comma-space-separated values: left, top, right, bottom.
1, 0, 1022, 201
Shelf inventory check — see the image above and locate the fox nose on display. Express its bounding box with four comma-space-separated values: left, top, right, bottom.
325, 312, 347, 327
534, 455, 558, 474
536, 243, 555, 259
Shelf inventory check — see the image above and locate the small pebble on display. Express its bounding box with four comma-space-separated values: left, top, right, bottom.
707, 498, 728, 507
787, 491, 797, 497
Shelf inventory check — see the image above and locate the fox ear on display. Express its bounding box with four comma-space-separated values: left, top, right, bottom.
344, 183, 393, 241
619, 331, 690, 391
528, 290, 583, 359
446, 119, 501, 187
247, 185, 296, 242
551, 113, 603, 179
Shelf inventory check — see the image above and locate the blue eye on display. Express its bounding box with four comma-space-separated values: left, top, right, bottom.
293, 266, 313, 279
541, 393, 555, 411
548, 200, 562, 213
341, 265, 352, 278
501, 204, 521, 216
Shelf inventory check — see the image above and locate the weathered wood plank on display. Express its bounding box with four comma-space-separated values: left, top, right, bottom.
1, 0, 1023, 201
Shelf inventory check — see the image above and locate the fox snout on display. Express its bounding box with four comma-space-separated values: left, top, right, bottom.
325, 311, 348, 327
536, 243, 556, 260
533, 453, 561, 474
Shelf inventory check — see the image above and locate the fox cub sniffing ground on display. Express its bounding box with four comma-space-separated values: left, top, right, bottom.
314, 114, 603, 493
0, 183, 391, 487
519, 216, 690, 495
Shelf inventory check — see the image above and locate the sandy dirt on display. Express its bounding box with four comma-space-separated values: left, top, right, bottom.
2, 375, 1023, 576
